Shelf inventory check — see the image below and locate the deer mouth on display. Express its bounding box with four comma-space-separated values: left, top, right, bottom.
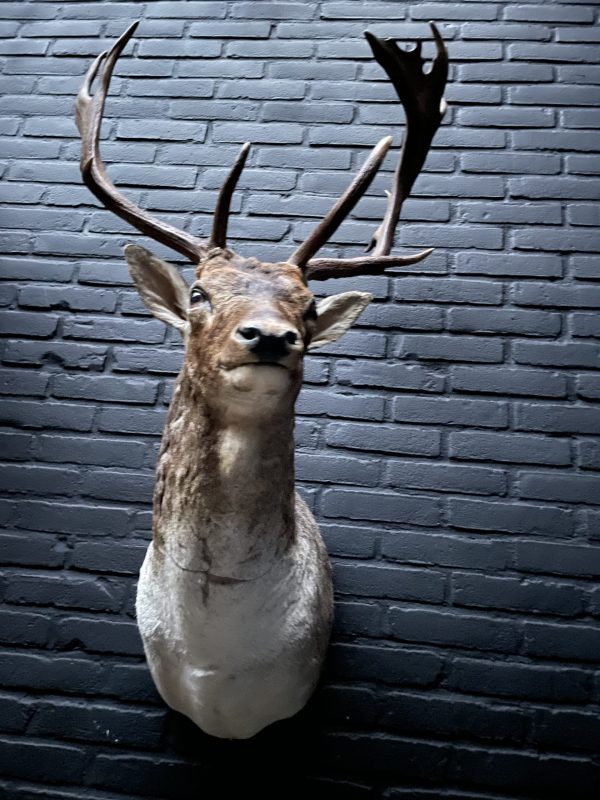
220, 360, 290, 372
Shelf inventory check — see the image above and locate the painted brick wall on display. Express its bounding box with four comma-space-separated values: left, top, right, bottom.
1, 1, 599, 797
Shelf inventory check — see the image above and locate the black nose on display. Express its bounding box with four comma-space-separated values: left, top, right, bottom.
236, 325, 298, 361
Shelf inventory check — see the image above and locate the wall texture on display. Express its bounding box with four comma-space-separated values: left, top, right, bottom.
1, 0, 599, 797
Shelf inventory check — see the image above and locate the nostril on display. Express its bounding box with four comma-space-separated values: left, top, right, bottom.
284, 330, 298, 346
238, 326, 260, 342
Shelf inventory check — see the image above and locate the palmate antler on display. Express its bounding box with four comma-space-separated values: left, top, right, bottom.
293, 22, 448, 280
76, 22, 447, 278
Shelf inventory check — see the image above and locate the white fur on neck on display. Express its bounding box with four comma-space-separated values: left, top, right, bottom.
136, 411, 332, 739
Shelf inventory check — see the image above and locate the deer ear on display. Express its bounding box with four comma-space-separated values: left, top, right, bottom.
308, 291, 373, 350
124, 244, 190, 334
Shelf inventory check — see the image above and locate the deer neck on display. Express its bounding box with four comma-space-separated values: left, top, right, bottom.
152, 372, 296, 580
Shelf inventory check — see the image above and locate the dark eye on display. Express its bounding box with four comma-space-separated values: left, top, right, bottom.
303, 300, 317, 321
190, 287, 209, 306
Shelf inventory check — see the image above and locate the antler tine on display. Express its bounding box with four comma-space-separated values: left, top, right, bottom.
76, 21, 208, 263
209, 142, 250, 249
365, 22, 448, 257
289, 135, 393, 271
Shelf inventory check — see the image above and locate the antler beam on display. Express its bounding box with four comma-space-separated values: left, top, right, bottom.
297, 23, 448, 281
76, 22, 210, 263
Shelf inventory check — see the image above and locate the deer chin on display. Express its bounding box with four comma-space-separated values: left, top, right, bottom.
220, 362, 295, 400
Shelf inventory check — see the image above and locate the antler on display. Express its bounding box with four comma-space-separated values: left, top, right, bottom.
76, 22, 249, 262
295, 23, 448, 281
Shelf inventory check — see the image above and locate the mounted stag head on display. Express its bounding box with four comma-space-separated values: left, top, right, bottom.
76, 21, 448, 739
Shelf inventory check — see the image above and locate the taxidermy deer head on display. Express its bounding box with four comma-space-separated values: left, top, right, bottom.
75, 21, 448, 739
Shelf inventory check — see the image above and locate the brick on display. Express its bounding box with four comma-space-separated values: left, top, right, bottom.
326, 422, 441, 457
393, 396, 508, 428
461, 151, 560, 175
523, 620, 600, 663
3, 572, 126, 613
510, 177, 597, 201
512, 130, 598, 152
505, 5, 594, 24
263, 101, 352, 124
2, 340, 104, 371
458, 107, 554, 128
296, 453, 380, 487
518, 471, 600, 506
233, 3, 313, 19
0, 530, 66, 569
389, 607, 520, 654
28, 699, 165, 749
532, 708, 600, 753
515, 540, 600, 579
579, 441, 600, 471
382, 530, 512, 571
456, 252, 562, 278
387, 460, 507, 496
336, 361, 444, 393
395, 335, 503, 364
450, 366, 567, 398
515, 402, 600, 434
327, 643, 443, 687
571, 256, 600, 281
333, 562, 445, 603
394, 278, 502, 305
380, 690, 527, 742
452, 745, 598, 794
514, 342, 600, 369
51, 375, 158, 404
322, 489, 441, 527
577, 374, 600, 401
452, 572, 584, 617
410, 4, 499, 21
448, 307, 561, 337
298, 389, 385, 421
0, 608, 50, 647
334, 600, 382, 638
18, 286, 117, 312
508, 43, 599, 63
573, 312, 600, 339
514, 282, 600, 309
14, 500, 131, 537
0, 368, 49, 397
0, 310, 59, 338
449, 431, 570, 466
0, 739, 87, 785
56, 615, 144, 656
0, 432, 32, 460
0, 399, 95, 432
446, 657, 591, 703
81, 469, 154, 504
36, 435, 147, 469
319, 523, 376, 559
449, 498, 573, 537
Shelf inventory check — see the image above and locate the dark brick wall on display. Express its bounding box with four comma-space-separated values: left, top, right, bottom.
1, 1, 599, 797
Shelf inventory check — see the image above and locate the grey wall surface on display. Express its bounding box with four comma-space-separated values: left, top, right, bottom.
1, 1, 599, 798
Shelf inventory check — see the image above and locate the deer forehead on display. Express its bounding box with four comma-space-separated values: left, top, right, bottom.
196, 259, 313, 313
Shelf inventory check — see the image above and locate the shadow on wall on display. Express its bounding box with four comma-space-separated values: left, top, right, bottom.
124, 686, 363, 799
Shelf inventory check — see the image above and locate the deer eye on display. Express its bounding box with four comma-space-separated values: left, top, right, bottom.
190, 287, 210, 307
303, 300, 317, 321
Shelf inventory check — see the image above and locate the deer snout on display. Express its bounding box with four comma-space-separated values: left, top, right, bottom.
235, 322, 300, 362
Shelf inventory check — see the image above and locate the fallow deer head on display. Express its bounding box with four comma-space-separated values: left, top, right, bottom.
76, 21, 448, 416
